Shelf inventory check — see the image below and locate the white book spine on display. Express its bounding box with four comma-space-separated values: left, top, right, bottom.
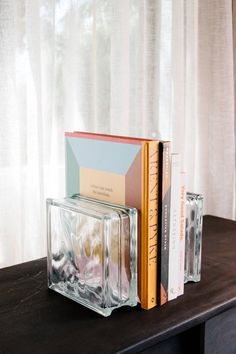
168, 154, 181, 301
178, 172, 186, 296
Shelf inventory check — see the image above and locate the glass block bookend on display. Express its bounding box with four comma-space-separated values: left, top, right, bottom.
47, 195, 138, 317
184, 192, 203, 283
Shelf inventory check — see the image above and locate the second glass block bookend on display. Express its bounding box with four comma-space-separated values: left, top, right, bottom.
184, 192, 203, 283
47, 195, 138, 317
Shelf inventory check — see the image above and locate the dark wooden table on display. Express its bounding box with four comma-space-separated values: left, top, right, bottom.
0, 215, 236, 354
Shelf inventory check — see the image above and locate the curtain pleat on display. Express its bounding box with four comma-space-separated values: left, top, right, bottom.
0, 0, 235, 267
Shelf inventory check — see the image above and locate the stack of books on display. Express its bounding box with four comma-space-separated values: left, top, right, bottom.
65, 131, 186, 310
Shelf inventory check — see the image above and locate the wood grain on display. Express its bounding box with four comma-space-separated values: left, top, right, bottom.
0, 216, 236, 354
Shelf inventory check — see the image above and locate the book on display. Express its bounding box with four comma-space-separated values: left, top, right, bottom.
158, 141, 171, 305
141, 141, 159, 309
65, 131, 160, 309
178, 172, 186, 296
168, 153, 181, 301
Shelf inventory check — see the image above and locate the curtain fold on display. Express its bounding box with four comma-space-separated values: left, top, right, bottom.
232, 0, 236, 220
0, 0, 235, 267
197, 0, 235, 218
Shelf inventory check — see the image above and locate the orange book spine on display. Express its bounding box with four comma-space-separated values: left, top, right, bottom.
140, 141, 159, 309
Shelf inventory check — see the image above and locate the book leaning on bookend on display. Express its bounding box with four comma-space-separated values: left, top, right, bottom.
168, 153, 181, 301
178, 172, 186, 296
65, 131, 168, 310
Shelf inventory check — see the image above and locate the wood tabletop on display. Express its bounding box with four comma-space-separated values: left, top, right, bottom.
0, 215, 236, 354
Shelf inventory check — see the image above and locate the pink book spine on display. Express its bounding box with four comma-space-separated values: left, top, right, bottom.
178, 172, 186, 296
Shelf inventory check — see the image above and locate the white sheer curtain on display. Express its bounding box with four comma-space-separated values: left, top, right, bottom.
0, 0, 235, 268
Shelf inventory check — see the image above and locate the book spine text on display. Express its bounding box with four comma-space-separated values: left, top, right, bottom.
159, 142, 171, 305
168, 153, 181, 301
146, 141, 159, 309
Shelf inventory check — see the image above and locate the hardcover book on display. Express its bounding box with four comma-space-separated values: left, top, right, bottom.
158, 141, 171, 305
178, 172, 186, 296
168, 153, 181, 301
65, 131, 159, 309
142, 141, 159, 309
